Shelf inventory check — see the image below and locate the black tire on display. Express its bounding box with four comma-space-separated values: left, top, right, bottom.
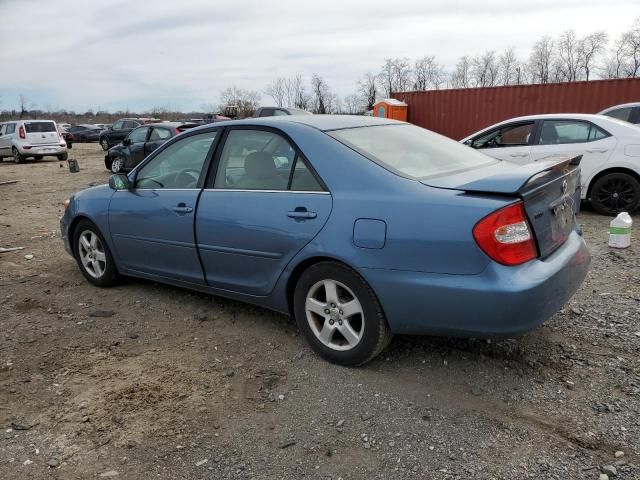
12, 148, 24, 164
110, 156, 125, 173
293, 261, 392, 366
57, 152, 68, 161
590, 172, 640, 215
100, 138, 110, 151
34, 155, 43, 160
72, 220, 119, 287
105, 156, 113, 171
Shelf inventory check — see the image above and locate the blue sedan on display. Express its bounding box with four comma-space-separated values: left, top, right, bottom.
60, 115, 590, 365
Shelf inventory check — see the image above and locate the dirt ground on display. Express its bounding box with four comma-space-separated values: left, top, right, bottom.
0, 144, 638, 480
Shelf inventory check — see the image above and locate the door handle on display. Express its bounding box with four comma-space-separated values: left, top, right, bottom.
586, 148, 607, 153
509, 152, 529, 157
173, 203, 193, 214
287, 208, 317, 219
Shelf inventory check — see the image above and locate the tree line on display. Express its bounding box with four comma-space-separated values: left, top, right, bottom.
2, 18, 639, 122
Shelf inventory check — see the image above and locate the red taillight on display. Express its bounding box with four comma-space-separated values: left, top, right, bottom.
18, 125, 26, 139
473, 202, 537, 266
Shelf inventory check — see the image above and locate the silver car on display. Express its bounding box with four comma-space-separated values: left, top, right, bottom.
0, 120, 68, 163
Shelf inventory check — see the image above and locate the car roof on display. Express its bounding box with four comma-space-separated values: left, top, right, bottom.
599, 102, 640, 113
139, 122, 194, 128
196, 114, 402, 132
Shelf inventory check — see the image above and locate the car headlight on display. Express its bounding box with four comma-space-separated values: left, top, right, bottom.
63, 198, 71, 209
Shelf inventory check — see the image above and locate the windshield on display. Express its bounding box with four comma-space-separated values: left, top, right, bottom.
330, 124, 496, 179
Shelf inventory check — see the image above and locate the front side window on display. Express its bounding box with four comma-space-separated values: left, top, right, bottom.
112, 121, 124, 130
135, 131, 217, 189
149, 127, 172, 141
213, 129, 322, 191
471, 122, 535, 149
258, 108, 274, 117
538, 120, 608, 145
331, 124, 496, 179
604, 107, 633, 122
127, 127, 149, 143
273, 109, 289, 116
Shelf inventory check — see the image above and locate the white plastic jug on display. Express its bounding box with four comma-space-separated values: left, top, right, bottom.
608, 212, 632, 249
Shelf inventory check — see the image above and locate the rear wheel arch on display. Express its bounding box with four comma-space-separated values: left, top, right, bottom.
587, 167, 640, 199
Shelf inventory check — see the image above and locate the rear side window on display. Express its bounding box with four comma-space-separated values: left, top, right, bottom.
604, 107, 633, 122
6, 123, 16, 134
149, 128, 172, 140
538, 120, 609, 145
25, 122, 56, 133
331, 124, 496, 179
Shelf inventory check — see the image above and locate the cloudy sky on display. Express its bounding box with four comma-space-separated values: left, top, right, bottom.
0, 0, 637, 112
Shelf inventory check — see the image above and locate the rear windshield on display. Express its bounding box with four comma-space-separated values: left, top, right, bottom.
330, 124, 496, 179
25, 122, 56, 133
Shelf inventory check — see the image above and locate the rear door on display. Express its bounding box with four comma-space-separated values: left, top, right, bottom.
25, 121, 58, 145
529, 119, 616, 185
108, 130, 219, 284
466, 121, 536, 164
0, 123, 16, 153
146, 126, 173, 156
0, 123, 8, 154
196, 127, 332, 296
125, 126, 150, 166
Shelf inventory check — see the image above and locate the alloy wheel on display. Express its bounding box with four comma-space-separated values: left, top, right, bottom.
101, 139, 109, 150
78, 230, 106, 279
595, 177, 635, 212
111, 157, 123, 173
305, 279, 364, 351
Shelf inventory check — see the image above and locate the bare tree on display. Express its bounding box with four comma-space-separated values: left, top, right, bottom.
498, 48, 519, 86
310, 73, 337, 114
471, 51, 499, 87
413, 55, 446, 90
18, 94, 35, 118
450, 56, 472, 88
218, 86, 261, 118
579, 31, 608, 80
528, 36, 554, 84
264, 77, 287, 107
557, 30, 583, 81
358, 72, 377, 110
621, 17, 640, 77
342, 93, 366, 114
601, 37, 628, 79
378, 57, 412, 97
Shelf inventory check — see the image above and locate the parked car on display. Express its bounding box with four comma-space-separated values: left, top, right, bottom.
99, 118, 160, 151
67, 124, 103, 143
59, 125, 74, 149
61, 116, 589, 365
254, 107, 312, 117
598, 103, 640, 124
105, 122, 198, 173
0, 120, 68, 163
461, 114, 640, 215
59, 123, 72, 130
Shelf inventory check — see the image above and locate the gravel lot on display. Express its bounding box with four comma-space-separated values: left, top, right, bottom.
1, 144, 639, 479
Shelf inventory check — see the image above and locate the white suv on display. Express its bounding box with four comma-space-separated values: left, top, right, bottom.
0, 120, 68, 163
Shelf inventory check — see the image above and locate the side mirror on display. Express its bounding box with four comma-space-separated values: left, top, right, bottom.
109, 174, 132, 191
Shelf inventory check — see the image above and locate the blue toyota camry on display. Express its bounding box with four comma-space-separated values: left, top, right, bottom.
61, 115, 590, 365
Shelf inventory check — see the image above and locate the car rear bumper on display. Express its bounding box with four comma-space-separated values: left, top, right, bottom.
361, 230, 590, 336
18, 145, 66, 155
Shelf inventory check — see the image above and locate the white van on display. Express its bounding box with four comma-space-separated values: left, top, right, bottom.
0, 120, 68, 163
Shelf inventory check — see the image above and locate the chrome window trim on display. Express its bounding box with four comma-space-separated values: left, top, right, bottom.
202, 189, 330, 195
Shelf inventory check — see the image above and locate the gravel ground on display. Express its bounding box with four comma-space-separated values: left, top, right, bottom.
0, 144, 638, 479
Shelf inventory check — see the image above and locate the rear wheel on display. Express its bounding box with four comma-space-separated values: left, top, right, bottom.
57, 152, 68, 161
293, 261, 391, 366
12, 148, 24, 164
73, 220, 119, 287
591, 172, 640, 215
100, 138, 110, 151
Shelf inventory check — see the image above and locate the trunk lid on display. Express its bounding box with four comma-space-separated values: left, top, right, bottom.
25, 121, 59, 145
421, 155, 582, 259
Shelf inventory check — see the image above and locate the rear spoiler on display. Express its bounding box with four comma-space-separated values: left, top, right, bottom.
454, 154, 582, 196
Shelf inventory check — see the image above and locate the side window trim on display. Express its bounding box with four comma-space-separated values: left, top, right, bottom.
205, 125, 329, 192
534, 119, 611, 145
472, 121, 537, 148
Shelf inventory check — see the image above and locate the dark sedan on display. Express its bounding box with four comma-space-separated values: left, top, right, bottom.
105, 122, 197, 173
99, 118, 160, 151
67, 124, 103, 143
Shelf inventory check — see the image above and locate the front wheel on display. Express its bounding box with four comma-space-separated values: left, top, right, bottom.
110, 156, 124, 173
100, 138, 110, 151
73, 220, 119, 287
293, 261, 392, 366
590, 172, 640, 215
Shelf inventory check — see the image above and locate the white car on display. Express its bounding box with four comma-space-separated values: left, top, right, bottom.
461, 114, 640, 215
598, 103, 640, 125
0, 120, 68, 163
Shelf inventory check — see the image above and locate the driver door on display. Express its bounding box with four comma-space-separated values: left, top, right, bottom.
108, 130, 218, 284
125, 126, 151, 166
467, 121, 537, 164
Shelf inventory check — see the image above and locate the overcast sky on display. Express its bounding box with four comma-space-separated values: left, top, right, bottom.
0, 0, 637, 112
